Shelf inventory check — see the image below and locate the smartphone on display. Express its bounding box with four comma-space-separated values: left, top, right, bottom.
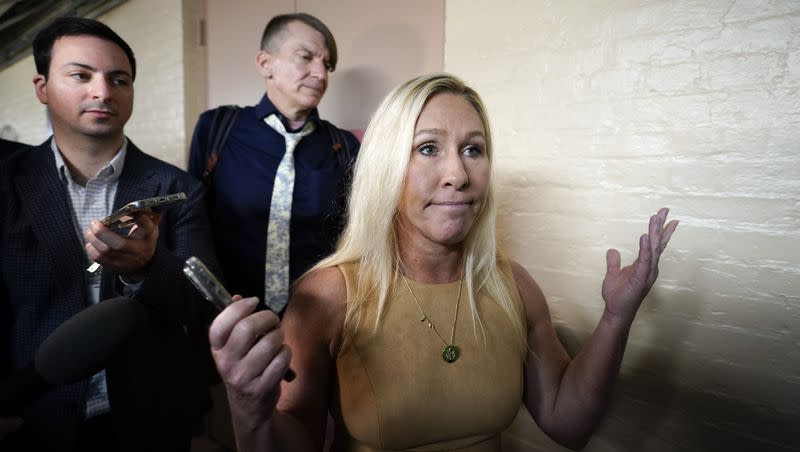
183, 256, 295, 381
102, 192, 187, 232
183, 256, 231, 312
86, 192, 189, 273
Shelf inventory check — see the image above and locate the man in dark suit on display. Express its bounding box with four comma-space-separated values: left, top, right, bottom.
0, 17, 219, 451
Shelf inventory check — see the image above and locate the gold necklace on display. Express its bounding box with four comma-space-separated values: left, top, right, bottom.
401, 272, 463, 363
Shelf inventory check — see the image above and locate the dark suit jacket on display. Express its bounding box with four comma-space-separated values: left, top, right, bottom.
0, 139, 220, 451
0, 138, 30, 160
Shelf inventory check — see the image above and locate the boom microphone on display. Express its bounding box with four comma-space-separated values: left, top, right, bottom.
0, 297, 145, 415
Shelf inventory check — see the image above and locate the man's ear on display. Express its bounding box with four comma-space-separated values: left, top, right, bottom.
255, 50, 273, 79
33, 74, 48, 104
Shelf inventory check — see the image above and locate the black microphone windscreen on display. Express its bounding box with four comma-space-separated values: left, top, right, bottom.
34, 297, 146, 384
0, 363, 47, 415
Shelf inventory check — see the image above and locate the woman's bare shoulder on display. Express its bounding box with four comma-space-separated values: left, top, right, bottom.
294, 266, 347, 302
507, 259, 550, 327
285, 266, 348, 348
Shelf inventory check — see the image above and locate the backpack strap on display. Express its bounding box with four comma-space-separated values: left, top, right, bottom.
202, 105, 240, 185
320, 120, 356, 235
320, 119, 354, 172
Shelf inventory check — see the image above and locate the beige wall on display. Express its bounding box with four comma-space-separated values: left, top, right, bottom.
446, 1, 799, 451
0, 0, 203, 169
0, 54, 43, 143
205, 0, 444, 130
181, 0, 208, 160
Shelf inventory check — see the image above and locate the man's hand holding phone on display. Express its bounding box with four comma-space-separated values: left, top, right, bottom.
85, 193, 185, 276
85, 210, 162, 281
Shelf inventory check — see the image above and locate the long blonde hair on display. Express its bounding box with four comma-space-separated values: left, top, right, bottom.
309, 73, 527, 352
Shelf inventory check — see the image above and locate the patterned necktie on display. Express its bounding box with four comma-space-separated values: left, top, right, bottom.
263, 114, 315, 312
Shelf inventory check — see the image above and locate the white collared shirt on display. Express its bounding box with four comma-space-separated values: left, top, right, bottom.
51, 137, 127, 304
50, 136, 128, 418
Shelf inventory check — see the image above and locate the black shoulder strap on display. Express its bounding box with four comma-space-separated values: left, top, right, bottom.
202, 105, 240, 185
319, 120, 355, 237
320, 119, 353, 170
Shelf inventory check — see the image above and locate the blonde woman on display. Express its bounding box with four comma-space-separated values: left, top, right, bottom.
209, 73, 679, 451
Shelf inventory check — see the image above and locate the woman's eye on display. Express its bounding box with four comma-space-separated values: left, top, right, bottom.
416, 143, 436, 156
463, 145, 483, 157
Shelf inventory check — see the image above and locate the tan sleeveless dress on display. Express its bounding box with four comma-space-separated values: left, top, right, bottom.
333, 262, 525, 452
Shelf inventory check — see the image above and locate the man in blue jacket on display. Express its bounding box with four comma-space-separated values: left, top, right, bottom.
188, 13, 358, 314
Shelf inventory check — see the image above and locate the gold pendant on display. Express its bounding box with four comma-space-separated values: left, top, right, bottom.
442, 345, 460, 363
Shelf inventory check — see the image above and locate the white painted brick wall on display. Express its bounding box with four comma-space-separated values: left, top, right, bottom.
446, 1, 799, 451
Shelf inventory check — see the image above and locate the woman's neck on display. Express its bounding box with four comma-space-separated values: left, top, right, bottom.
399, 244, 463, 284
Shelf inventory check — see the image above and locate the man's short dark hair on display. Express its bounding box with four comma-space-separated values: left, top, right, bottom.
33, 16, 137, 80
260, 13, 338, 72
